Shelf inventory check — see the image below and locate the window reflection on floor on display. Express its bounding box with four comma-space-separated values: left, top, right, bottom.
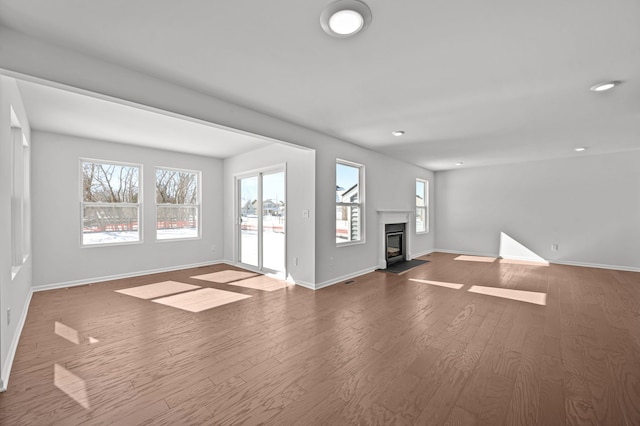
115, 281, 201, 299
152, 288, 251, 312
408, 278, 465, 289
468, 285, 547, 306
54, 363, 90, 409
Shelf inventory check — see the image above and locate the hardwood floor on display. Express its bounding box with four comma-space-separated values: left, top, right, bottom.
1, 252, 639, 425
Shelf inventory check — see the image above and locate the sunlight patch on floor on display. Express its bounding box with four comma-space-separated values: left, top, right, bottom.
454, 255, 497, 263
55, 321, 80, 345
499, 232, 549, 266
152, 288, 251, 312
499, 258, 550, 266
224, 275, 288, 292
468, 285, 547, 305
116, 281, 201, 299
55, 321, 100, 345
192, 270, 259, 284
408, 278, 465, 289
54, 363, 90, 409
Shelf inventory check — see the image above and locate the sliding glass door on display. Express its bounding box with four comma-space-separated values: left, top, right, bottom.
239, 175, 259, 267
237, 167, 286, 274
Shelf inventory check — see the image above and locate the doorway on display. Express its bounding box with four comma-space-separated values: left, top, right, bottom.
237, 166, 286, 275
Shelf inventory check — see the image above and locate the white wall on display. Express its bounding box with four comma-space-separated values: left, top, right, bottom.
223, 144, 316, 287
31, 131, 225, 288
0, 76, 32, 389
314, 139, 435, 287
435, 151, 640, 270
225, 140, 435, 289
1, 28, 437, 289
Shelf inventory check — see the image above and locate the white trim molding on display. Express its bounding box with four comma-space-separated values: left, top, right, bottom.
377, 210, 413, 270
1, 288, 33, 392
314, 266, 378, 290
435, 249, 640, 273
32, 260, 224, 292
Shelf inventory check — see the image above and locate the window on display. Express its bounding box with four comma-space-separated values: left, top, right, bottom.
81, 159, 141, 246
416, 179, 428, 233
156, 168, 200, 240
336, 160, 364, 244
10, 107, 30, 276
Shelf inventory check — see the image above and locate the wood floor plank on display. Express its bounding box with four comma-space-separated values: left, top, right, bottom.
444, 406, 477, 426
1, 253, 639, 425
537, 354, 565, 426
456, 370, 514, 425
504, 351, 541, 425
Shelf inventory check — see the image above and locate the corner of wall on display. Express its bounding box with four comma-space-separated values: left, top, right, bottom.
0, 288, 32, 392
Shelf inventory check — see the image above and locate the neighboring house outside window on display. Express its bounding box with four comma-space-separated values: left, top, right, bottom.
336, 160, 364, 244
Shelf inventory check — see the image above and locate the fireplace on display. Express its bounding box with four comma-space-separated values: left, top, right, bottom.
377, 210, 412, 270
385, 223, 406, 267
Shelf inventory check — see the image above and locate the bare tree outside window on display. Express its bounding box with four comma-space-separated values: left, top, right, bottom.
81, 160, 141, 245
156, 168, 200, 240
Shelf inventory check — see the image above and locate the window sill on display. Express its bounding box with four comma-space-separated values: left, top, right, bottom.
336, 239, 366, 248
155, 235, 202, 243
81, 240, 142, 248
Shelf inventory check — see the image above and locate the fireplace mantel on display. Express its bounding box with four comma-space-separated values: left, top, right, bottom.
377, 210, 413, 269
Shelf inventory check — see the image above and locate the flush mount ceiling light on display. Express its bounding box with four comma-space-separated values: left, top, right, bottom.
455, 162, 464, 166
391, 130, 405, 136
575, 147, 588, 152
321, 0, 372, 38
590, 81, 621, 92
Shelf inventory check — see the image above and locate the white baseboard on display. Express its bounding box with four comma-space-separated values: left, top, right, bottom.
0, 288, 33, 392
314, 248, 438, 290
291, 280, 316, 290
435, 248, 500, 258
411, 249, 436, 259
224, 259, 319, 290
550, 259, 640, 273
315, 266, 378, 290
32, 260, 224, 292
435, 248, 640, 272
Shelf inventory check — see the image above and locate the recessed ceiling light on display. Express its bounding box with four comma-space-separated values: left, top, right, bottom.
590, 81, 621, 92
391, 130, 405, 136
329, 10, 363, 35
321, 0, 372, 38
575, 147, 587, 152
455, 162, 464, 166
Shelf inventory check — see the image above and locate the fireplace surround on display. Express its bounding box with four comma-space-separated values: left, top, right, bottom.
377, 210, 412, 269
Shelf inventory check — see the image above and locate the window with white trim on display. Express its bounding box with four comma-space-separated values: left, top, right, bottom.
416, 178, 428, 233
156, 168, 200, 240
81, 159, 141, 246
10, 108, 30, 276
336, 160, 364, 244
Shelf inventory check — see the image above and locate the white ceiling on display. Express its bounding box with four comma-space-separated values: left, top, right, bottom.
15, 80, 272, 159
1, 0, 639, 170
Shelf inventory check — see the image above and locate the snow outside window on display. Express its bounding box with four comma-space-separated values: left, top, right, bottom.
81, 159, 141, 246
156, 168, 200, 240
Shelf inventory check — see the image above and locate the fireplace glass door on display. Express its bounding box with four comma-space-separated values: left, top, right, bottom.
387, 231, 403, 263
